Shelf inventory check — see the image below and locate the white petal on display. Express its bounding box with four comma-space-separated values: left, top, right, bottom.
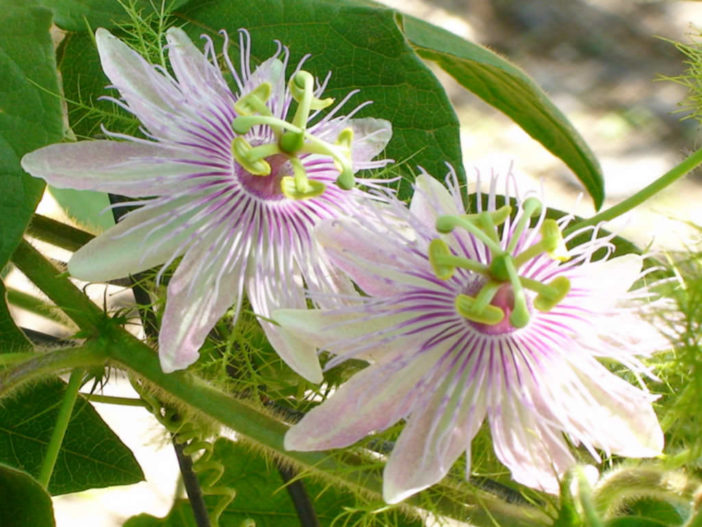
158, 234, 246, 373
568, 359, 663, 457
285, 346, 444, 451
166, 28, 231, 102
273, 307, 410, 360
349, 118, 392, 165
315, 219, 421, 297
68, 195, 204, 281
489, 391, 575, 494
383, 353, 488, 503
96, 28, 184, 139
245, 227, 323, 383
410, 173, 463, 229
21, 141, 195, 197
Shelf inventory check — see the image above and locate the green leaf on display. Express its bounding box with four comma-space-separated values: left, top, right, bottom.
37, 0, 192, 32
0, 280, 30, 351
0, 3, 63, 269
0, 463, 55, 527
615, 498, 685, 526
125, 439, 423, 527
48, 186, 115, 232
59, 0, 463, 198
604, 517, 670, 527
0, 379, 144, 495
399, 15, 604, 209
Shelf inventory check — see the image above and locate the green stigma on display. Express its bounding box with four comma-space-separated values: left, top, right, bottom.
230, 70, 355, 200
429, 198, 571, 329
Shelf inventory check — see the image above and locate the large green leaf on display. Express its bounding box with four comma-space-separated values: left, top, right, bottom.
399, 15, 604, 209
0, 379, 144, 495
0, 463, 55, 527
124, 439, 422, 527
0, 2, 63, 269
59, 0, 463, 198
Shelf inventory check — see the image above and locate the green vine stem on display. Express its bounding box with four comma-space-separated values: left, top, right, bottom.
26, 214, 94, 252
7, 236, 551, 526
567, 146, 702, 233
11, 238, 103, 331
6, 287, 76, 329
38, 369, 85, 489
0, 343, 105, 399
83, 393, 147, 407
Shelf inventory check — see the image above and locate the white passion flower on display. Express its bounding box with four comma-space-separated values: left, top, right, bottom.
275, 170, 664, 503
21, 28, 393, 380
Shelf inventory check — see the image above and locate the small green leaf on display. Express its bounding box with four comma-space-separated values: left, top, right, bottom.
0, 280, 30, 351
0, 379, 144, 495
604, 517, 671, 527
37, 0, 192, 32
0, 463, 55, 527
399, 15, 604, 209
0, 2, 63, 269
48, 187, 115, 232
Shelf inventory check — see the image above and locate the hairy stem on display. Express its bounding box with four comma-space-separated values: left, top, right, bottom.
38, 369, 84, 489
0, 343, 106, 399
105, 331, 549, 527
26, 214, 94, 252
11, 239, 103, 331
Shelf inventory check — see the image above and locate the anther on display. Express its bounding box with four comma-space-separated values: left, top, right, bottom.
231, 137, 270, 176
280, 157, 326, 200
455, 294, 505, 325
234, 83, 273, 116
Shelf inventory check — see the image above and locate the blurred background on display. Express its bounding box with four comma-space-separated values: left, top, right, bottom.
21, 0, 702, 525
380, 0, 702, 249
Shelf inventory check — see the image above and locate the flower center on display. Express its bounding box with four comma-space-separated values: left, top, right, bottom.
236, 152, 291, 200
230, 70, 356, 201
468, 282, 522, 335
428, 197, 571, 330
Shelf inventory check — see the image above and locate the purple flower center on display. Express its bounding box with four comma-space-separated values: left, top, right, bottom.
236, 152, 292, 200
462, 281, 529, 335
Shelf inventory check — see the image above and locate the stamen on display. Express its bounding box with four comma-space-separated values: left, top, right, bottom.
428, 238, 488, 280
514, 219, 568, 267
280, 157, 326, 199
506, 197, 541, 254
230, 72, 355, 199
234, 82, 273, 117
231, 137, 270, 175
431, 199, 571, 328
455, 288, 504, 325
435, 215, 502, 253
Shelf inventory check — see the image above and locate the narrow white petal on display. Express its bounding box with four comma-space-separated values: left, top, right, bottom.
68, 195, 204, 281
96, 28, 184, 139
285, 346, 444, 451
348, 117, 392, 165
159, 235, 245, 373
273, 308, 410, 359
383, 353, 488, 503
21, 141, 195, 197
315, 219, 423, 297
410, 173, 463, 229
166, 27, 231, 101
